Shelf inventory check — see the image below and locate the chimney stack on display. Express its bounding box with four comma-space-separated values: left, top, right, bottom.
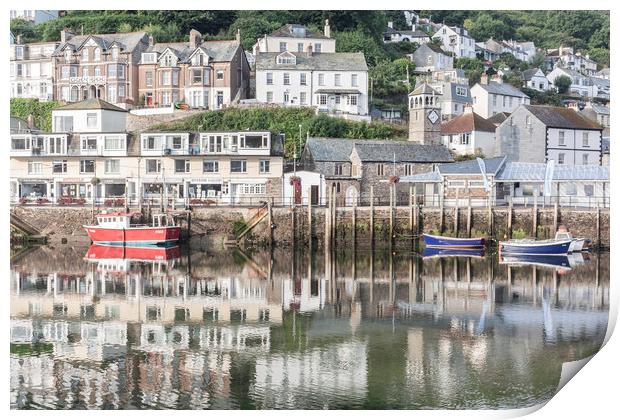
387, 21, 393, 29
480, 73, 489, 85
16, 34, 23, 44
236, 28, 241, 43
189, 29, 202, 49
26, 114, 35, 130
306, 44, 313, 57
148, 35, 154, 46
463, 104, 473, 114
324, 19, 331, 38
492, 74, 503, 84
60, 28, 74, 43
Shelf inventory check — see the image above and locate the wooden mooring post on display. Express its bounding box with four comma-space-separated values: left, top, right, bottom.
389, 183, 395, 248
268, 200, 273, 247
596, 207, 601, 249
553, 200, 559, 233
352, 199, 357, 247
454, 188, 459, 236
324, 187, 332, 253
369, 185, 375, 247
508, 196, 513, 239
533, 193, 538, 238
439, 194, 445, 234
487, 201, 493, 237
307, 187, 312, 248
409, 185, 414, 248
466, 197, 472, 237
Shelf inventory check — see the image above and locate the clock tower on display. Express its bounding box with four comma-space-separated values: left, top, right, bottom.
408, 82, 442, 145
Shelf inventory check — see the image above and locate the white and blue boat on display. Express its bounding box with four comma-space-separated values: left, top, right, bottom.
422, 233, 485, 249
499, 238, 572, 255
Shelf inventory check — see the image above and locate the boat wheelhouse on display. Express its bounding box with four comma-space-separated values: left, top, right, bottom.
83, 212, 180, 246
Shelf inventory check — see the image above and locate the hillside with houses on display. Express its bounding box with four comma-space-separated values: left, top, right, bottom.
9, 9, 610, 208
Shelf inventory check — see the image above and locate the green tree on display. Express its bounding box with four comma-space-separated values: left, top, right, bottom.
227, 16, 279, 50
334, 30, 386, 66
467, 13, 512, 41
10, 98, 62, 132
553, 75, 572, 94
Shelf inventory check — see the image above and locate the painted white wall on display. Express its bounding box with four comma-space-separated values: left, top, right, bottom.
282, 170, 325, 205
254, 37, 336, 55
471, 84, 530, 118
52, 109, 127, 133
442, 130, 495, 156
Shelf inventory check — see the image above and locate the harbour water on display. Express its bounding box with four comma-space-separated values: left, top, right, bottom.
10, 245, 609, 409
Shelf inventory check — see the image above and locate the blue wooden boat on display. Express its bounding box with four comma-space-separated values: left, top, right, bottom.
422, 233, 485, 249
499, 238, 572, 255
423, 248, 485, 259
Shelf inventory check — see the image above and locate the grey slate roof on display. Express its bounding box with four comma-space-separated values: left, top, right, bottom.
523, 105, 601, 130
475, 81, 529, 98
521, 68, 543, 81
57, 98, 128, 112
144, 39, 241, 63
256, 52, 367, 71
496, 162, 609, 181
430, 82, 471, 104
54, 31, 148, 55
486, 112, 511, 125
353, 142, 454, 163
410, 82, 440, 96
303, 137, 454, 164
269, 24, 329, 40
438, 156, 507, 175
400, 171, 442, 183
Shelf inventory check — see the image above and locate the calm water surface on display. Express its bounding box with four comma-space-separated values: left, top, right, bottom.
10, 245, 609, 409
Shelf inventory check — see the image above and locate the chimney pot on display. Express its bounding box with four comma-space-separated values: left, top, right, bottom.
480, 73, 489, 85
26, 114, 35, 129
148, 35, 154, 46
16, 34, 23, 44
236, 28, 241, 43
324, 19, 331, 38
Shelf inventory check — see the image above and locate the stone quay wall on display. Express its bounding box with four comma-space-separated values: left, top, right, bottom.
10, 204, 610, 249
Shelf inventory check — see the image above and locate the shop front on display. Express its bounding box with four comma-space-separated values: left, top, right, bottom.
188, 177, 224, 201
15, 179, 51, 201
58, 178, 93, 199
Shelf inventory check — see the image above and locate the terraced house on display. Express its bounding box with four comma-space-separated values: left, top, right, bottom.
137, 29, 250, 109
10, 99, 131, 204
52, 30, 150, 107
10, 36, 58, 101
255, 50, 369, 120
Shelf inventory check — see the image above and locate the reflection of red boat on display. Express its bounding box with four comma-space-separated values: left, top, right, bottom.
85, 244, 181, 262
83, 212, 180, 245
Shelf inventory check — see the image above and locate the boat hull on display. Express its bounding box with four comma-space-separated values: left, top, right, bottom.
83, 225, 181, 245
423, 247, 485, 258
423, 234, 485, 249
85, 244, 181, 261
499, 239, 572, 255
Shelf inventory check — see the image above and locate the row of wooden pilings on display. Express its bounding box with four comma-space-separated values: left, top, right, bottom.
288, 183, 603, 250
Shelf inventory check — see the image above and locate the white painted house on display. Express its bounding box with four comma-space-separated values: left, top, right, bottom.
10, 38, 59, 101
546, 67, 597, 98
470, 75, 530, 118
255, 51, 369, 120
521, 68, 550, 91
432, 25, 476, 58
253, 22, 335, 55
440, 107, 497, 156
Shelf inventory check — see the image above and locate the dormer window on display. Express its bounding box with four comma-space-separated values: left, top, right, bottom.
276, 52, 296, 65
111, 47, 119, 61
141, 53, 157, 64
65, 49, 72, 63
160, 52, 175, 67
192, 53, 206, 66
82, 49, 89, 61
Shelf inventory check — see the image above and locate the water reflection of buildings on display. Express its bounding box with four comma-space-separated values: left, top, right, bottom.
10, 246, 610, 409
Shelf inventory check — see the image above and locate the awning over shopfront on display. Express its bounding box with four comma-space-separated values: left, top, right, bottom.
314, 88, 362, 95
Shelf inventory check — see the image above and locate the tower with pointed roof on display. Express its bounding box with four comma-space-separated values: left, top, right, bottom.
408, 83, 442, 144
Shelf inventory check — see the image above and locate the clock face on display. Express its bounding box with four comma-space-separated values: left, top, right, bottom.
427, 110, 439, 124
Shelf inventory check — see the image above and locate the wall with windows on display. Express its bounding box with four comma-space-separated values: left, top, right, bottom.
51, 109, 127, 133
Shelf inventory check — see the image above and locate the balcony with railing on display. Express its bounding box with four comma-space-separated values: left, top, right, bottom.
68, 75, 108, 85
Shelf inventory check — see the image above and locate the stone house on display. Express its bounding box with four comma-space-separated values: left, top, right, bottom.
137, 30, 250, 109
10, 37, 59, 101
255, 51, 369, 120
579, 102, 610, 128
300, 137, 453, 205
52, 30, 150, 107
470, 74, 530, 118
495, 104, 603, 165
408, 43, 454, 73
253, 22, 335, 55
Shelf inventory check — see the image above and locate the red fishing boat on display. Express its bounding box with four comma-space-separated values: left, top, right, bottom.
83, 212, 181, 245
